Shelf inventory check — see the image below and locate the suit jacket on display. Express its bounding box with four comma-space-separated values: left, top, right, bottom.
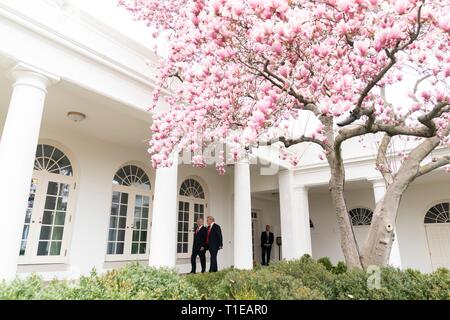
206, 223, 223, 252
261, 231, 274, 248
192, 225, 207, 251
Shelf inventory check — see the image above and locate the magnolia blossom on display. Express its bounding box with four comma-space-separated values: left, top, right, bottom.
118, 0, 450, 170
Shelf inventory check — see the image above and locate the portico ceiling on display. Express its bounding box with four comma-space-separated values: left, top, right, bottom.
0, 60, 153, 150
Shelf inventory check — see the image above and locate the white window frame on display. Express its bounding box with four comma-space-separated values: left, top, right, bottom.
105, 172, 153, 262
177, 179, 208, 259
18, 170, 76, 265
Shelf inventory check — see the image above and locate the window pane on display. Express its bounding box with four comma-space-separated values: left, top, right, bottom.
39, 226, 51, 240
119, 217, 127, 229
56, 197, 67, 211
50, 242, 62, 256
116, 242, 124, 254
131, 243, 138, 254
120, 205, 127, 217
106, 192, 127, 255
108, 230, 117, 242
54, 212, 66, 226
107, 242, 115, 255
52, 227, 64, 240
44, 196, 56, 210
47, 182, 59, 195
42, 211, 54, 225
109, 216, 118, 229
37, 242, 50, 256
112, 192, 120, 203
117, 230, 125, 242
120, 193, 128, 205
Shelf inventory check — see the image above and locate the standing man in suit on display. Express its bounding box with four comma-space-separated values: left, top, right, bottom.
206, 216, 223, 272
190, 218, 207, 274
261, 225, 274, 266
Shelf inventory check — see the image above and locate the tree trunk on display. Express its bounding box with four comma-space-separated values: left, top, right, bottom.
327, 153, 363, 269
324, 117, 363, 269
360, 184, 404, 268
361, 135, 443, 268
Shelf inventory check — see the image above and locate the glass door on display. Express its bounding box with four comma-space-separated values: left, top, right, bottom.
106, 186, 152, 261
19, 172, 75, 264
177, 200, 206, 258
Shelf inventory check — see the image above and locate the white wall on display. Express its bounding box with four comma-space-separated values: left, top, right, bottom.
14, 121, 236, 278
397, 180, 450, 273
308, 188, 375, 264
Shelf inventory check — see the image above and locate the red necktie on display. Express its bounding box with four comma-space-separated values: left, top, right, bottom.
206, 226, 212, 244
195, 227, 199, 235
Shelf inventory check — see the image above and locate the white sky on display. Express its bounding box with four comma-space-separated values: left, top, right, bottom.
68, 0, 155, 49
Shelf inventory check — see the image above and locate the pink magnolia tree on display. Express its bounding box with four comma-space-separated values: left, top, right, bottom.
119, 0, 450, 269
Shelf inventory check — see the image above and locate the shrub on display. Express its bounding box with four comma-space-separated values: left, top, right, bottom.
186, 269, 233, 299
0, 259, 448, 300
0, 263, 201, 300
213, 268, 325, 300
269, 255, 335, 298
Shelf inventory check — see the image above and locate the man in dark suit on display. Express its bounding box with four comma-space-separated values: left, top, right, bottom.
261, 225, 274, 266
190, 218, 207, 274
206, 216, 223, 272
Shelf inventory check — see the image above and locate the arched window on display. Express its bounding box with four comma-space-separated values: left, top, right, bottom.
424, 202, 450, 224
20, 144, 75, 264
113, 165, 150, 189
177, 178, 207, 257
34, 144, 73, 176
349, 208, 373, 226
179, 178, 205, 199
106, 165, 152, 259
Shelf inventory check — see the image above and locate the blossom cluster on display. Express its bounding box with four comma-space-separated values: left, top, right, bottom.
119, 0, 450, 170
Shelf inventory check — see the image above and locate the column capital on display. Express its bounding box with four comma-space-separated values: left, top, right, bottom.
294, 185, 309, 192
278, 168, 293, 178
8, 63, 60, 94
368, 177, 387, 189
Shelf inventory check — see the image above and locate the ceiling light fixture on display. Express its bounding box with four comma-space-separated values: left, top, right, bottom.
67, 111, 86, 123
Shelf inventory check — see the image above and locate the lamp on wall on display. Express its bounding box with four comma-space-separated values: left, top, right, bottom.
67, 111, 86, 122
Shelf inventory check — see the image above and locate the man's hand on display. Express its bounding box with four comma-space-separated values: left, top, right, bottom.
200, 247, 204, 251
219, 246, 223, 250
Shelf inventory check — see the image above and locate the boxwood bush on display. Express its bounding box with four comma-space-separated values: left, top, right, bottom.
1, 258, 448, 300
211, 268, 326, 300
0, 263, 200, 300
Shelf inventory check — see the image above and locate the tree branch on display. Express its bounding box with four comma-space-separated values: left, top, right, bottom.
260, 135, 329, 152
376, 134, 394, 184
417, 155, 450, 177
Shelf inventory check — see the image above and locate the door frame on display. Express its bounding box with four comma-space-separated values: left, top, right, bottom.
176, 196, 208, 259
105, 184, 153, 262
251, 209, 262, 263
425, 223, 450, 271
18, 170, 77, 265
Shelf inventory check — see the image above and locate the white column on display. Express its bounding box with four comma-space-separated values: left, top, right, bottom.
233, 160, 253, 269
372, 179, 402, 269
0, 63, 59, 280
278, 170, 312, 260
149, 154, 179, 268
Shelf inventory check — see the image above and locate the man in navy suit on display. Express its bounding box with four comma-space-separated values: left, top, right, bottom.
261, 225, 274, 266
190, 218, 207, 274
205, 216, 223, 272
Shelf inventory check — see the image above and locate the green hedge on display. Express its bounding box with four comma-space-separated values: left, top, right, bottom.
1, 257, 449, 300
0, 263, 200, 300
